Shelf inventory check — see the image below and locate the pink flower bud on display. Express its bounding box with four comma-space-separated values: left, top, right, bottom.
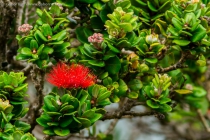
18, 24, 33, 34
88, 33, 104, 43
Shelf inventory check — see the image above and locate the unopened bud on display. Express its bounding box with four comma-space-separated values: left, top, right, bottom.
146, 34, 159, 45
88, 33, 104, 43
18, 24, 33, 34
56, 100, 62, 106
185, 84, 193, 90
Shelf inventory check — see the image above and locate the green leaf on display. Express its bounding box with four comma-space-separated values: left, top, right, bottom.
16, 54, 31, 60
60, 105, 74, 113
77, 0, 97, 3
100, 6, 111, 23
78, 90, 88, 106
77, 117, 91, 127
107, 43, 120, 53
193, 86, 207, 97
50, 4, 61, 16
13, 131, 23, 140
196, 55, 206, 67
147, 1, 158, 12
191, 25, 206, 42
14, 121, 31, 132
42, 46, 54, 54
36, 115, 51, 127
89, 113, 102, 123
43, 128, 55, 135
82, 110, 95, 119
146, 100, 159, 109
57, 0, 74, 8
119, 23, 133, 32
41, 24, 52, 37
116, 0, 131, 9
50, 30, 67, 41
159, 97, 171, 104
54, 42, 70, 52
30, 40, 38, 50
168, 25, 179, 36
47, 112, 62, 116
127, 91, 138, 99
172, 17, 183, 30
14, 83, 28, 92
105, 56, 121, 74
103, 77, 112, 86
36, 8, 43, 17
99, 72, 109, 79
145, 58, 158, 63
21, 48, 32, 56
109, 95, 120, 103
117, 79, 128, 96
41, 9, 54, 25
196, 60, 206, 67
90, 16, 104, 29
159, 104, 172, 112
97, 91, 111, 102
174, 89, 192, 94
60, 116, 73, 128
37, 44, 45, 55
88, 60, 105, 67
44, 96, 57, 112
54, 127, 70, 136
92, 85, 100, 98
172, 40, 190, 46
75, 27, 93, 44
93, 1, 104, 10
128, 79, 142, 91
34, 30, 48, 42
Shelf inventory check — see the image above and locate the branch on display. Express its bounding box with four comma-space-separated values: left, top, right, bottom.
157, 52, 188, 73
20, 63, 33, 74
105, 119, 118, 134
101, 98, 164, 120
24, 0, 29, 23
16, 0, 26, 29
197, 109, 210, 132
101, 99, 135, 120
26, 65, 45, 132
102, 111, 164, 120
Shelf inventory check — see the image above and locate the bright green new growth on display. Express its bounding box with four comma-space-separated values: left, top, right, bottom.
0, 72, 36, 140
105, 7, 138, 38
16, 5, 70, 68
37, 85, 111, 136
144, 74, 172, 112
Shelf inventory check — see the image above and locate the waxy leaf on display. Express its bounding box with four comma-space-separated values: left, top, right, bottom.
105, 56, 121, 74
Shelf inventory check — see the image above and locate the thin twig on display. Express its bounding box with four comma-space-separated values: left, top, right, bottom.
105, 119, 118, 134
157, 52, 188, 73
20, 63, 33, 74
102, 98, 164, 120
197, 109, 210, 132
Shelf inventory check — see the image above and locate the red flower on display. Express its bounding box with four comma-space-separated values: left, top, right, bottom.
46, 63, 96, 89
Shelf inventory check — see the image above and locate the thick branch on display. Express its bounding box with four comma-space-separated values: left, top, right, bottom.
26, 65, 45, 132
16, 0, 26, 28
102, 111, 164, 120
157, 52, 188, 73
101, 99, 135, 120
101, 99, 164, 120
